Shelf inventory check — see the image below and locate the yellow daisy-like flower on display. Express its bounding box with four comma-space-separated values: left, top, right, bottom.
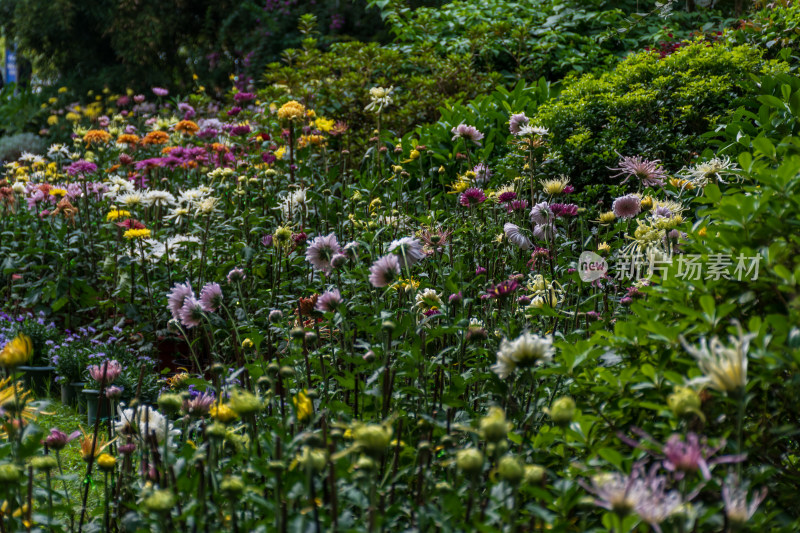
597, 211, 616, 224
49, 188, 68, 197
274, 146, 286, 160
65, 112, 81, 122
314, 117, 335, 132
0, 334, 33, 369
392, 277, 420, 293
277, 100, 306, 121
123, 228, 152, 240
448, 178, 471, 195
540, 175, 570, 195
96, 453, 117, 472
106, 209, 131, 222
47, 115, 59, 126
293, 390, 313, 422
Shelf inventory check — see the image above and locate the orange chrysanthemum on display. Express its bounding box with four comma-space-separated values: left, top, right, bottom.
83, 130, 112, 145
142, 131, 170, 145
174, 120, 200, 135
117, 134, 140, 145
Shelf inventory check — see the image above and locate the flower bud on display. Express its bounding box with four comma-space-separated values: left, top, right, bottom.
157, 393, 183, 415
456, 448, 484, 476
31, 455, 58, 472
497, 455, 524, 484
269, 309, 284, 323
220, 475, 245, 495
290, 327, 306, 340
0, 464, 20, 482
354, 424, 392, 458
548, 397, 576, 427
479, 407, 511, 443
667, 386, 703, 420
96, 453, 117, 472
381, 320, 396, 333
143, 489, 176, 513
524, 464, 546, 485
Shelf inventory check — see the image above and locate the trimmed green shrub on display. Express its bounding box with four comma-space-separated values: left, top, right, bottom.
533, 39, 790, 187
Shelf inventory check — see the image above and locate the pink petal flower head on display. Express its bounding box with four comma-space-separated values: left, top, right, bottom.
305, 233, 341, 273
388, 237, 425, 268
227, 268, 245, 284
316, 289, 343, 313
179, 296, 205, 328
550, 203, 578, 217
451, 123, 484, 145
369, 254, 401, 288
166, 282, 194, 322
612, 194, 642, 219
609, 155, 667, 188
152, 87, 169, 97
44, 428, 80, 450
509, 113, 529, 135
497, 190, 518, 203
529, 201, 553, 225
199, 282, 223, 312
459, 188, 487, 207
506, 199, 529, 214
89, 359, 123, 386
472, 163, 492, 184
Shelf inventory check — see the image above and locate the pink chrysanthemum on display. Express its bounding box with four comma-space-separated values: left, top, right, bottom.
473, 164, 492, 183
180, 296, 205, 328
529, 202, 553, 225
388, 237, 425, 268
509, 113, 529, 135
89, 360, 122, 385
550, 203, 578, 217
199, 282, 223, 312
305, 233, 341, 273
166, 282, 194, 322
316, 289, 343, 313
610, 155, 667, 188
459, 188, 486, 207
506, 199, 529, 213
612, 194, 642, 219
451, 123, 484, 145
369, 254, 401, 288
503, 223, 532, 250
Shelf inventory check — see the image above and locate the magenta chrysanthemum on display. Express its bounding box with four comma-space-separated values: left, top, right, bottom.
550, 203, 578, 217
199, 282, 223, 312
316, 289, 343, 313
612, 194, 642, 219
167, 282, 194, 322
369, 254, 401, 288
306, 233, 341, 273
610, 155, 667, 188
459, 188, 486, 207
506, 199, 529, 213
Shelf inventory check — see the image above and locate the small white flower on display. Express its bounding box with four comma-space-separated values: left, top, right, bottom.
492, 331, 554, 379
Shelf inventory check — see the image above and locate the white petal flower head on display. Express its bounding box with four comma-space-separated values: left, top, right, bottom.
115, 405, 179, 444
492, 331, 555, 378
365, 86, 394, 114
503, 223, 532, 250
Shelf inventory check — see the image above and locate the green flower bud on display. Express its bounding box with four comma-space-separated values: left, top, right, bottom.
31, 455, 58, 472
157, 393, 183, 415
667, 386, 704, 420
279, 366, 295, 378
205, 422, 227, 439
143, 489, 176, 513
229, 389, 263, 416
480, 407, 511, 443
456, 448, 484, 476
497, 455, 524, 485
267, 362, 280, 375
381, 320, 396, 333
290, 327, 306, 340
354, 424, 392, 458
524, 465, 546, 485
220, 476, 245, 495
548, 397, 576, 427
356, 455, 377, 472
0, 464, 21, 482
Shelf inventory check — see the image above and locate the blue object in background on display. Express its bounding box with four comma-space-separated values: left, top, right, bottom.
5, 46, 17, 84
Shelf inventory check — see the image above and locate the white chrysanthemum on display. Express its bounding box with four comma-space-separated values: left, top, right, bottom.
194, 196, 219, 216
277, 187, 307, 220
517, 125, 549, 137
105, 176, 135, 197
415, 288, 442, 311
503, 223, 532, 250
19, 152, 45, 164
365, 86, 394, 113
116, 191, 145, 208
11, 181, 26, 194
177, 187, 210, 206
680, 321, 756, 393
47, 144, 70, 159
492, 332, 554, 379
681, 156, 740, 190
115, 405, 179, 444
165, 206, 190, 225
143, 190, 176, 208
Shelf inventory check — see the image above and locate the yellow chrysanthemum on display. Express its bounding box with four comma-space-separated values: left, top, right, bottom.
123, 228, 152, 240
106, 209, 131, 222
293, 390, 313, 422
0, 334, 33, 369
314, 117, 335, 132
49, 188, 68, 197
540, 176, 570, 195
47, 115, 59, 126
210, 403, 238, 424
277, 100, 306, 121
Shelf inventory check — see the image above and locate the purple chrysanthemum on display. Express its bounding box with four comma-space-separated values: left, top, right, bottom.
497, 190, 518, 203
612, 194, 642, 219
610, 155, 667, 188
199, 282, 223, 312
451, 124, 484, 145
509, 113, 529, 135
533, 223, 554, 241
486, 279, 520, 299
65, 160, 98, 176
388, 237, 425, 268
227, 268, 246, 284
459, 188, 486, 207
230, 124, 251, 137
550, 203, 578, 217
530, 202, 553, 225
369, 254, 401, 288
152, 87, 169, 97
316, 289, 343, 313
166, 282, 194, 322
306, 233, 341, 273
506, 199, 529, 214
180, 296, 204, 328
233, 92, 256, 103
